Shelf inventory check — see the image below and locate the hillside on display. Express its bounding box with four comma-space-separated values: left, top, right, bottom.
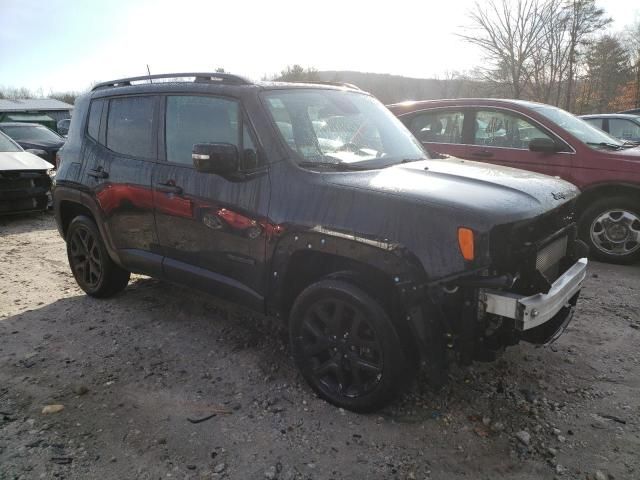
315, 70, 493, 104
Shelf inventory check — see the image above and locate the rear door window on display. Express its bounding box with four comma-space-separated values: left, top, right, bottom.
409, 110, 465, 144
473, 110, 552, 149
106, 96, 155, 158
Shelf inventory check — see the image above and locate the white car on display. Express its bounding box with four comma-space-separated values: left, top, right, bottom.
0, 130, 54, 215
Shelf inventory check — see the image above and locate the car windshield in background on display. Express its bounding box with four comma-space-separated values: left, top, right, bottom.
263, 89, 427, 169
1, 125, 63, 143
532, 105, 626, 149
0, 132, 22, 152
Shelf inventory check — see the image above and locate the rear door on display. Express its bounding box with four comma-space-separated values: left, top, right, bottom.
467, 108, 574, 178
80, 95, 160, 274
152, 94, 270, 309
403, 108, 471, 159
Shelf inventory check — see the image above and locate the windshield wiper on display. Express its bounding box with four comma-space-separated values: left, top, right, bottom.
298, 161, 368, 171
586, 142, 623, 150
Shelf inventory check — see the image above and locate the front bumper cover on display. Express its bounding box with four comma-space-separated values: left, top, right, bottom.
482, 257, 588, 332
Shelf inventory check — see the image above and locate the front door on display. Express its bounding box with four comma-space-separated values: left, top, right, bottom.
152, 94, 270, 309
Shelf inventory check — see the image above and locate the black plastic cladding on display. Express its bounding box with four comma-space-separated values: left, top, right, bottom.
53, 76, 581, 353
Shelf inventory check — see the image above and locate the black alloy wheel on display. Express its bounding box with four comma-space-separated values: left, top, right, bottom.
290, 278, 410, 412
299, 297, 384, 398
69, 225, 103, 289
66, 216, 130, 297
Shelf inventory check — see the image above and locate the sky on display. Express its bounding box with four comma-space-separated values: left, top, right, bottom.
0, 0, 638, 94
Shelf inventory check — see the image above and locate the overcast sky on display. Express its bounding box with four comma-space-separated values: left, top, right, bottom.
0, 0, 637, 93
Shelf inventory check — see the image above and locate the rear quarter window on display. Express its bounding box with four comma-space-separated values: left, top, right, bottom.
87, 99, 105, 141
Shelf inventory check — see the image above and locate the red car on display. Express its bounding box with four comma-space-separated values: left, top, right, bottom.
388, 99, 640, 264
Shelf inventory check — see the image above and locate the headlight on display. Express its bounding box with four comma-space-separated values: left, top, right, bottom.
47, 169, 56, 179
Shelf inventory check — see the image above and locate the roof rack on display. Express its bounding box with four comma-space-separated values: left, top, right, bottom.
91, 72, 253, 91
289, 80, 362, 91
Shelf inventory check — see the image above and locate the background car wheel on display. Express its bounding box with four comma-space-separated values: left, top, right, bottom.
579, 197, 640, 264
289, 278, 411, 412
66, 215, 130, 297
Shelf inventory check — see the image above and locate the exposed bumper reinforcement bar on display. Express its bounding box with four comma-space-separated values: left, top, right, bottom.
483, 258, 588, 331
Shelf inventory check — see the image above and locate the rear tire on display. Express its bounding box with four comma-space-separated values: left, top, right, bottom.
66, 215, 130, 297
289, 278, 411, 412
579, 197, 640, 265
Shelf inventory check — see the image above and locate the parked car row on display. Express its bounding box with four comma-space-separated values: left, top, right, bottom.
388, 99, 640, 264
0, 122, 65, 166
0, 130, 54, 215
52, 73, 590, 411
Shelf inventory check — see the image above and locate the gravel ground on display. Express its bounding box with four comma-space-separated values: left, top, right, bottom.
1, 212, 639, 480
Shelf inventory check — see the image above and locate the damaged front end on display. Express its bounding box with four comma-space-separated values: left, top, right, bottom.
412, 200, 588, 367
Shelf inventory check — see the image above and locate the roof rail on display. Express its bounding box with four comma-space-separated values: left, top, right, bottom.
289, 80, 362, 91
91, 72, 253, 91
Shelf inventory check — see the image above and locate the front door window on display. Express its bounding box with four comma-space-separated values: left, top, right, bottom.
473, 110, 552, 149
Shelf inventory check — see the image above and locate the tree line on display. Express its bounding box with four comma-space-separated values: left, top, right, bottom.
461, 0, 640, 113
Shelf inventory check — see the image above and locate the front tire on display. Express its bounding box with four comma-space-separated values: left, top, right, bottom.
289, 278, 410, 412
579, 197, 640, 264
66, 215, 130, 297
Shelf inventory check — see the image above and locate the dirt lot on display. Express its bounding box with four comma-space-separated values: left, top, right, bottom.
0, 212, 639, 480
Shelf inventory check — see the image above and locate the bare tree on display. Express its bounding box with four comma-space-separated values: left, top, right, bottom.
526, 0, 571, 104
48, 91, 80, 105
461, 0, 550, 99
563, 0, 611, 110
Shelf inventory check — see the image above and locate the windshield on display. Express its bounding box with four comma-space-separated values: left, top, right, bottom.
262, 89, 427, 168
1, 125, 63, 143
532, 104, 625, 148
0, 131, 22, 152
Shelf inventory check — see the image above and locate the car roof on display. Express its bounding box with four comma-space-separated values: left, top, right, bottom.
386, 97, 552, 111
0, 122, 45, 127
579, 113, 640, 119
88, 72, 367, 99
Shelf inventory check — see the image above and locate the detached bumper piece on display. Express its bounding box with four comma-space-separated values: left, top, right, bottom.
0, 171, 51, 215
483, 258, 588, 344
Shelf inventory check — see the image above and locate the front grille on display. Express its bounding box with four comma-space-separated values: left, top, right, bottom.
490, 199, 576, 273
536, 235, 568, 281
0, 170, 51, 213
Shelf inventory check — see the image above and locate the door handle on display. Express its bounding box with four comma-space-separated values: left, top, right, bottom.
471, 150, 494, 158
156, 182, 183, 194
88, 167, 109, 179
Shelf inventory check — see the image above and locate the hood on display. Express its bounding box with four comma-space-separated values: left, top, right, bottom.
326, 157, 579, 225
17, 139, 65, 150
0, 151, 54, 171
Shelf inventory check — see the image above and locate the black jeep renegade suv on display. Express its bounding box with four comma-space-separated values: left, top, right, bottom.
53, 73, 588, 411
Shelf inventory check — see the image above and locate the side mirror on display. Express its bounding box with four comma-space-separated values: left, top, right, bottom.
192, 143, 238, 174
529, 137, 562, 153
